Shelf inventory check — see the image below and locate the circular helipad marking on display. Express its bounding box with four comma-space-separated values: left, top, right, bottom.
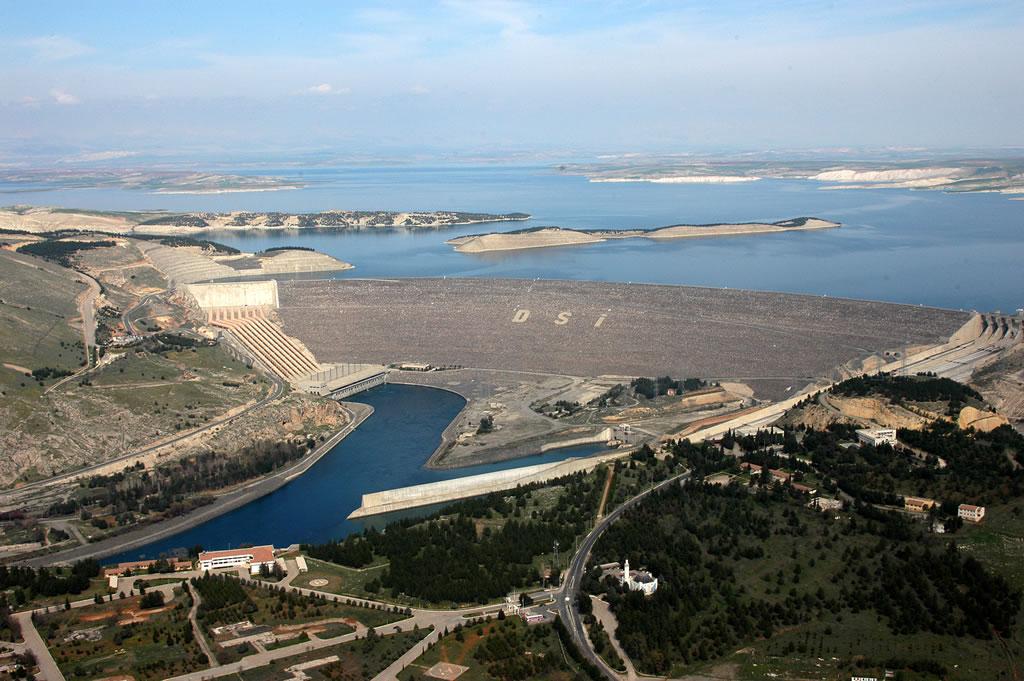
308, 578, 330, 587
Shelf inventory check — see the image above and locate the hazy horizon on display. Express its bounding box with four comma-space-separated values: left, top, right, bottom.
3, 0, 1024, 166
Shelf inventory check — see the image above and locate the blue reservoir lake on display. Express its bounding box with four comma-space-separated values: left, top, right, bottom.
6, 165, 1023, 311
10, 164, 1023, 557
112, 383, 608, 561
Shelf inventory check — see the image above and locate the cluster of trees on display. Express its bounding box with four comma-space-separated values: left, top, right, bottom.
29, 367, 74, 381
838, 537, 1019, 638
191, 573, 251, 618
302, 535, 373, 568
834, 373, 981, 414
306, 472, 606, 604
139, 590, 165, 609
470, 619, 568, 680
587, 471, 1021, 674
48, 438, 314, 522
552, 616, 605, 680
0, 560, 100, 604
591, 383, 626, 408
17, 238, 115, 267
375, 515, 576, 603
533, 399, 582, 419
260, 245, 315, 253
631, 376, 706, 400
797, 421, 1024, 505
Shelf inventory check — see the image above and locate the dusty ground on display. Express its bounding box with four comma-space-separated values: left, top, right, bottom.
0, 345, 267, 486
971, 344, 1024, 428
0, 241, 346, 492
394, 368, 753, 468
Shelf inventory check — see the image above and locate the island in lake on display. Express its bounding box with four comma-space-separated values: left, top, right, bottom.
0, 205, 530, 236
447, 217, 839, 253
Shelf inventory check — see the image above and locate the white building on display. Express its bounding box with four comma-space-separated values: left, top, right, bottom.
958, 504, 986, 522
620, 559, 658, 596
807, 496, 843, 512
198, 545, 277, 575
503, 592, 521, 616
856, 428, 898, 447
295, 555, 308, 573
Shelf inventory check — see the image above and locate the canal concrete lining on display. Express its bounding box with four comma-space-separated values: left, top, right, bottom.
277, 278, 971, 399
348, 450, 629, 518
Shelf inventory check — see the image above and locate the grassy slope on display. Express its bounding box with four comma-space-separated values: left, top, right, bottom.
0, 250, 85, 372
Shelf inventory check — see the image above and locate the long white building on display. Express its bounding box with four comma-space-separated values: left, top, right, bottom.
198, 545, 277, 574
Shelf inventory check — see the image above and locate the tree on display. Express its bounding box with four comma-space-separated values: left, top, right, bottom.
140, 591, 165, 609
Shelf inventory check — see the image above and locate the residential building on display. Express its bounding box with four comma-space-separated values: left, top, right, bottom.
856, 428, 898, 447
103, 558, 192, 577
198, 545, 277, 574
904, 496, 937, 513
958, 504, 986, 522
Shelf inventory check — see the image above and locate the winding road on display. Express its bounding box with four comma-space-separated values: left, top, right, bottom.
555, 469, 691, 680
19, 400, 369, 567
2, 372, 286, 511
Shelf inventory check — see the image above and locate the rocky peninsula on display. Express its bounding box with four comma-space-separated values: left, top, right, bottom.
447, 217, 839, 253
0, 205, 530, 236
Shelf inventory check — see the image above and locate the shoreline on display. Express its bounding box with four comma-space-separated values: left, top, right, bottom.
18, 402, 374, 567
448, 218, 839, 253
0, 206, 531, 237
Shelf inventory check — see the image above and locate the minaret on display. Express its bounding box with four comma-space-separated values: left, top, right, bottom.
623, 558, 631, 587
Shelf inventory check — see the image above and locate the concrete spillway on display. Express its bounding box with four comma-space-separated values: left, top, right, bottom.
347, 450, 629, 519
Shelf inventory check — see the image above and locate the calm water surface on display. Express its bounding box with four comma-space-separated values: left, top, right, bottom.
15, 165, 1022, 557
6, 166, 1023, 311
112, 383, 609, 561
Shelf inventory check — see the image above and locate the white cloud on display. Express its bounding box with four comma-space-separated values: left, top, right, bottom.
50, 89, 80, 105
409, 84, 431, 95
306, 83, 350, 95
442, 0, 532, 35
21, 35, 93, 61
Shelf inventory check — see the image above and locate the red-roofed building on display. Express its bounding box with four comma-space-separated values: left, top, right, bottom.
958, 504, 986, 522
103, 559, 192, 577
198, 545, 276, 574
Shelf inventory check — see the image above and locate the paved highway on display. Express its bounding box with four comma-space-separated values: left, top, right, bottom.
555, 469, 691, 680
20, 401, 370, 567
2, 371, 286, 509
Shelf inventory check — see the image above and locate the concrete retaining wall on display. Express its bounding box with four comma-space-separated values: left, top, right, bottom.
184, 280, 279, 310
539, 428, 614, 452
348, 450, 629, 518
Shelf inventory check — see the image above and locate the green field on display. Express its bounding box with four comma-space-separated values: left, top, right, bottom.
958, 501, 1024, 588
236, 629, 427, 681
40, 588, 209, 681
291, 557, 392, 600
397, 617, 573, 681
195, 576, 405, 638
0, 250, 86, 374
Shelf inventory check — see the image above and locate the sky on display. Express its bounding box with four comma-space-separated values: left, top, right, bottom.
1, 0, 1023, 163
